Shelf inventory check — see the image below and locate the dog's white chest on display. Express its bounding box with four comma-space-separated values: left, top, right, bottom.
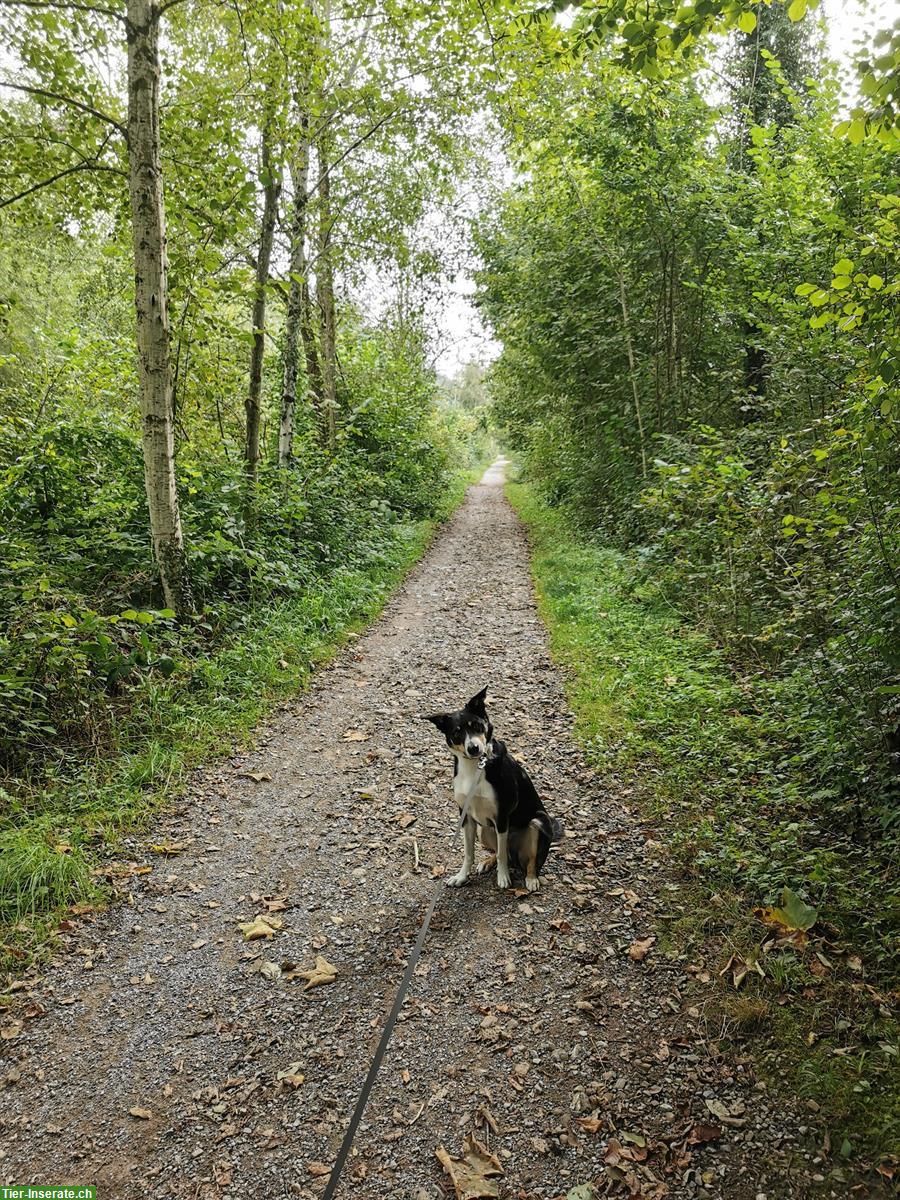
454, 760, 497, 827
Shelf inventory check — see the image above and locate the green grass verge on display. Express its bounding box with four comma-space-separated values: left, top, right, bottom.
0, 471, 476, 969
507, 479, 899, 1176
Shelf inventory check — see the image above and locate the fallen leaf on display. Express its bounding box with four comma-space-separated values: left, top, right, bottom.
397, 813, 417, 828
237, 915, 282, 941
342, 730, 368, 742
276, 1061, 305, 1088
627, 935, 655, 962
150, 841, 186, 855
284, 955, 337, 990
436, 1135, 503, 1199
705, 1099, 730, 1121
308, 1161, 331, 1177
128, 1106, 153, 1120
237, 771, 272, 783
566, 1185, 595, 1200
1, 1021, 22, 1041
575, 1117, 603, 1134
688, 1123, 722, 1145
756, 887, 818, 934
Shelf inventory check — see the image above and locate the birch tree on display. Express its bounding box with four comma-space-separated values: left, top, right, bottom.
126, 0, 191, 612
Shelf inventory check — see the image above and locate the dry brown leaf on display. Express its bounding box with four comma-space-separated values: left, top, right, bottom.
688, 1123, 723, 1145
307, 1161, 331, 1177
237, 771, 272, 783
342, 730, 368, 742
237, 914, 282, 941
435, 1134, 503, 1199
276, 1061, 305, 1088
575, 1116, 604, 1134
627, 935, 655, 962
397, 813, 417, 828
285, 954, 337, 990
128, 1106, 153, 1120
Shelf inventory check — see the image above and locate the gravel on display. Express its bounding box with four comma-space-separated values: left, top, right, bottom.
0, 462, 839, 1199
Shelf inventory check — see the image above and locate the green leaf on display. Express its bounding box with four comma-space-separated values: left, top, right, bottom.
777, 888, 818, 931
867, 275, 884, 290
846, 118, 867, 145
787, 0, 806, 20
833, 258, 854, 275
737, 11, 757, 33
831, 276, 851, 290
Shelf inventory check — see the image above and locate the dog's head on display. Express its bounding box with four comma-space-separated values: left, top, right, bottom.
423, 686, 493, 760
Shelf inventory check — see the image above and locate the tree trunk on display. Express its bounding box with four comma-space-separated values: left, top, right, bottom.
246, 122, 280, 484
126, 0, 191, 614
617, 267, 648, 480
742, 319, 768, 422
300, 279, 323, 423
279, 117, 313, 466
316, 135, 337, 447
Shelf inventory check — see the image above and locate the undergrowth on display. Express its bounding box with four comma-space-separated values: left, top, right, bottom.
508, 478, 899, 1175
0, 471, 474, 968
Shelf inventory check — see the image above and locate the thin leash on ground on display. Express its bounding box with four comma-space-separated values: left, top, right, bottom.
320, 755, 488, 1200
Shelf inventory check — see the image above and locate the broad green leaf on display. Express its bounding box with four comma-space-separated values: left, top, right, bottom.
737, 11, 757, 33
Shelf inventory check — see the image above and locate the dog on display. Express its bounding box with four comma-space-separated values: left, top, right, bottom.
424, 687, 563, 892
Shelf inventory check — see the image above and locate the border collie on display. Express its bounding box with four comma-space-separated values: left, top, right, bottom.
424, 687, 563, 892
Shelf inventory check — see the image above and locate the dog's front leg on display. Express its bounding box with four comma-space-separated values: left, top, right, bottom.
446, 816, 476, 887
495, 823, 512, 890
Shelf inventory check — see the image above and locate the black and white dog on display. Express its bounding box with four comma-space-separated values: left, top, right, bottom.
424, 687, 562, 892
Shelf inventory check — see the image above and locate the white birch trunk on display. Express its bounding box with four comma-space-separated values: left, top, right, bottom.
126, 0, 191, 613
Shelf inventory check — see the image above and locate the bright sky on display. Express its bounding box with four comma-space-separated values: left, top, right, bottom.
434, 0, 893, 376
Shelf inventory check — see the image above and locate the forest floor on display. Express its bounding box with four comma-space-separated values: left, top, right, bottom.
0, 463, 854, 1200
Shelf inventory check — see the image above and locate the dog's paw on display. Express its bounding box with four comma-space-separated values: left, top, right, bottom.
496, 869, 512, 890
446, 870, 470, 888
525, 875, 541, 892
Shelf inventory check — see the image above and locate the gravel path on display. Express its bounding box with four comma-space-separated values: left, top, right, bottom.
1, 463, 833, 1200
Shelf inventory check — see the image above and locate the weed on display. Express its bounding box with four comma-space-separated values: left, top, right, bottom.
509, 478, 900, 1165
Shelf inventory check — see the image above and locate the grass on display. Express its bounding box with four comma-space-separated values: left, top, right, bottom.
507, 478, 899, 1179
0, 469, 477, 969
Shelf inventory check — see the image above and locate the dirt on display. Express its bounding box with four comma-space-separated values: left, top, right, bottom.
0, 462, 837, 1200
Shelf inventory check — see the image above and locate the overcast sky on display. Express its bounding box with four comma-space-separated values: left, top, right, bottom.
434, 0, 893, 376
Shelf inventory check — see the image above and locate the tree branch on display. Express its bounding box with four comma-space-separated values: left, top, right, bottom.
0, 0, 124, 19
0, 157, 126, 209
305, 107, 398, 199
0, 80, 126, 135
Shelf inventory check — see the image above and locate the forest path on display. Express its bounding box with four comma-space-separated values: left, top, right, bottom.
1, 463, 825, 1200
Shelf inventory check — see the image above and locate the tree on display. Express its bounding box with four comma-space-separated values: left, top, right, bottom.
126, 0, 191, 612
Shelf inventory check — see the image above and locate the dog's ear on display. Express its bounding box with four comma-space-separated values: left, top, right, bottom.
467, 686, 488, 715
423, 712, 451, 734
